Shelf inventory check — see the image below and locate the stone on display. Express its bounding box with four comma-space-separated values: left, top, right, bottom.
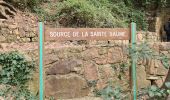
94, 55, 107, 65
46, 59, 82, 75
62, 97, 102, 100
96, 79, 107, 90
147, 59, 156, 75
145, 58, 167, 76
68, 47, 84, 53
151, 43, 160, 52
0, 35, 6, 42
159, 43, 170, 51
0, 96, 4, 100
156, 64, 168, 76
83, 62, 98, 81
8, 24, 17, 29
45, 75, 90, 99
32, 37, 38, 42
137, 66, 151, 89
44, 52, 59, 66
99, 65, 113, 81
81, 48, 99, 60
27, 72, 39, 95
155, 76, 165, 87
107, 47, 123, 64
98, 48, 108, 55
13, 29, 19, 35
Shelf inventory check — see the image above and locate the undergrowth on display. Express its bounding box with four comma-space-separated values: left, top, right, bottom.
34, 0, 148, 29
0, 51, 37, 99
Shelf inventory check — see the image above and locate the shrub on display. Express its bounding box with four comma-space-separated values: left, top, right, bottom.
95, 84, 129, 100
34, 0, 148, 29
0, 85, 38, 100
0, 51, 35, 86
56, 0, 129, 28
5, 0, 44, 10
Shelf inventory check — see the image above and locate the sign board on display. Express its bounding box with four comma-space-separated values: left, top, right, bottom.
45, 28, 130, 41
39, 22, 137, 100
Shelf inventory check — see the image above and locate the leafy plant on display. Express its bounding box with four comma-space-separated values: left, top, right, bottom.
56, 0, 119, 27
0, 85, 38, 100
0, 51, 37, 99
138, 84, 170, 99
159, 53, 170, 69
0, 51, 35, 86
148, 85, 167, 98
129, 42, 170, 69
165, 82, 170, 89
111, 62, 129, 80
34, 0, 149, 29
5, 0, 45, 10
95, 83, 128, 100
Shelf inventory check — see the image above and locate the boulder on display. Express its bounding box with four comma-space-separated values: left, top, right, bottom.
137, 66, 151, 89
45, 75, 90, 99
83, 62, 98, 81
46, 59, 82, 75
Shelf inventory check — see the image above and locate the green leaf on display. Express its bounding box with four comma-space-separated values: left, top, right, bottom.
150, 85, 157, 91
148, 91, 155, 97
167, 90, 170, 94
165, 82, 170, 89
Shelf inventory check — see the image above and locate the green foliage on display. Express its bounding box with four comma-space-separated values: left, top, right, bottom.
165, 82, 170, 89
0, 51, 35, 86
56, 0, 128, 28
95, 84, 128, 100
124, 0, 169, 8
0, 85, 38, 100
34, 0, 148, 29
140, 0, 168, 7
129, 42, 170, 69
145, 85, 170, 99
34, 7, 50, 21
159, 53, 170, 69
0, 51, 36, 99
48, 96, 55, 100
111, 62, 129, 80
147, 85, 167, 98
34, 0, 169, 29
138, 84, 170, 99
129, 42, 153, 61
57, 0, 149, 29
5, 0, 44, 10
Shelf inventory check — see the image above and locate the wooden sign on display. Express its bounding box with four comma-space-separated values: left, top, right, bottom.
44, 28, 130, 41
39, 22, 137, 100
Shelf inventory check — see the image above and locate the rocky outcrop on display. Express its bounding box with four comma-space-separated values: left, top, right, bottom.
0, 11, 38, 42
0, 1, 16, 19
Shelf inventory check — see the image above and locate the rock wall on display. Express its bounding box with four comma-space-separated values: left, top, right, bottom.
0, 12, 38, 43
1, 41, 169, 99
0, 42, 130, 99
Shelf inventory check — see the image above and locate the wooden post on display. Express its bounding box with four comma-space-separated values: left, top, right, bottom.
39, 22, 44, 100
